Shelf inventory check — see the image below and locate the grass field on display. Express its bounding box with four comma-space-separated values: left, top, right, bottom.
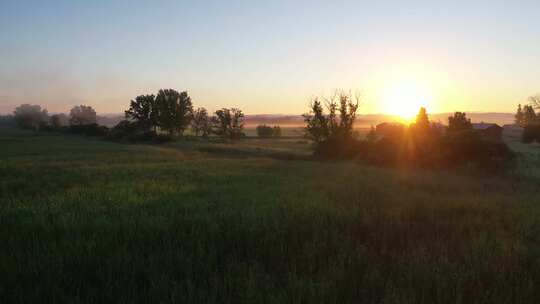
2, 128, 540, 303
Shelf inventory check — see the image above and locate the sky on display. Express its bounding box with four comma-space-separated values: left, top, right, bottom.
1, 0, 539, 116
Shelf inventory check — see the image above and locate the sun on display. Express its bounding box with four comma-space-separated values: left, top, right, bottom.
379, 81, 432, 121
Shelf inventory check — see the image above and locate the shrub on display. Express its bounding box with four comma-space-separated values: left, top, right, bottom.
272, 126, 282, 137
256, 125, 282, 138
107, 120, 171, 143
107, 120, 138, 140
313, 136, 364, 160
255, 125, 272, 138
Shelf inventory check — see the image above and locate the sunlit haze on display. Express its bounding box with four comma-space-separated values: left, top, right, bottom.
1, 0, 539, 116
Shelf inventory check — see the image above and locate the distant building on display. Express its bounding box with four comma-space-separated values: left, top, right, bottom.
472, 123, 503, 140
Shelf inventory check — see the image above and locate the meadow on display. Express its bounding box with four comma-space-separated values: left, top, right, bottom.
1, 127, 540, 303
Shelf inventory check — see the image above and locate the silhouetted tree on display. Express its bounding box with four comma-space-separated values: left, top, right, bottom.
272, 126, 282, 138
256, 124, 274, 138
413, 107, 430, 130
515, 104, 525, 127
50, 113, 69, 129
335, 93, 359, 139
69, 105, 97, 125
191, 107, 211, 137
409, 107, 433, 149
155, 89, 193, 135
367, 125, 380, 142
522, 100, 540, 143
529, 94, 540, 110
522, 105, 537, 127
125, 94, 156, 132
13, 104, 49, 130
408, 107, 443, 165
304, 91, 361, 158
212, 108, 245, 140
255, 124, 281, 138
448, 112, 472, 132
303, 98, 329, 144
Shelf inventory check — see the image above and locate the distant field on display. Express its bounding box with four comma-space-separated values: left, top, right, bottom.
241, 126, 306, 137
241, 126, 372, 138
1, 128, 540, 303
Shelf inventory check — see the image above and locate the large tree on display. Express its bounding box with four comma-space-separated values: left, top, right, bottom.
522, 105, 537, 127
69, 105, 97, 125
304, 92, 360, 144
448, 112, 472, 132
191, 107, 211, 137
50, 113, 69, 129
413, 107, 430, 129
155, 89, 193, 135
125, 94, 157, 132
303, 98, 329, 144
212, 108, 245, 140
335, 93, 359, 138
529, 94, 540, 110
13, 104, 49, 130
515, 104, 525, 127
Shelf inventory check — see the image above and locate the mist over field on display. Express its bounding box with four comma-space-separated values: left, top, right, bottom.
87, 112, 517, 128
3, 1, 540, 303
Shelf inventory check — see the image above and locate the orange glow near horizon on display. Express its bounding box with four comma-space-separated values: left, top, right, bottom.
377, 80, 433, 121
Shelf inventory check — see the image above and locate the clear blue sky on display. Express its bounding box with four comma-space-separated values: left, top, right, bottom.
1, 0, 539, 115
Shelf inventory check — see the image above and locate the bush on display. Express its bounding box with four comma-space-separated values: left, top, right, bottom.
256, 124, 281, 138
273, 126, 282, 137
314, 137, 365, 160
440, 130, 513, 167
107, 120, 171, 143
307, 103, 514, 169
106, 120, 138, 140
256, 125, 273, 138
355, 129, 514, 169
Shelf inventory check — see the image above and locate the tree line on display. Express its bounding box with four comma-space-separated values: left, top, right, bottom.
7, 89, 249, 142
6, 89, 538, 163
303, 91, 514, 168
12, 104, 98, 130
515, 94, 540, 143
114, 89, 245, 141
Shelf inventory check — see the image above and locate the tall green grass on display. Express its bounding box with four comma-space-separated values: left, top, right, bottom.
1, 129, 540, 303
